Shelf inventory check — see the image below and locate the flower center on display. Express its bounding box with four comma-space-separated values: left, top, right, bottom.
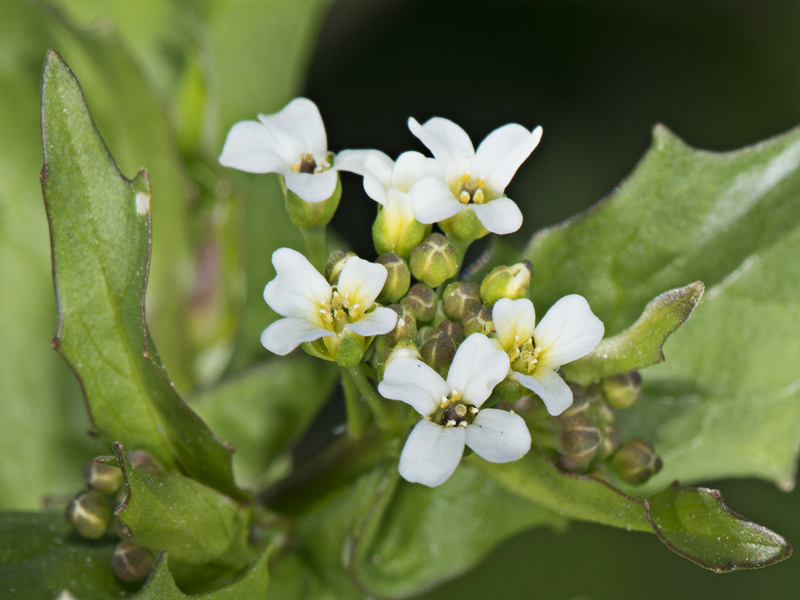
293, 153, 331, 174
457, 173, 486, 205
433, 390, 479, 428
510, 338, 542, 375
327, 289, 363, 331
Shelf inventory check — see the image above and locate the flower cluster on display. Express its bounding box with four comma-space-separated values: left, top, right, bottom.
220, 98, 606, 487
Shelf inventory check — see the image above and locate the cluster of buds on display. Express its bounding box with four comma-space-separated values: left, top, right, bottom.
213, 98, 661, 488
553, 372, 662, 484
65, 451, 161, 582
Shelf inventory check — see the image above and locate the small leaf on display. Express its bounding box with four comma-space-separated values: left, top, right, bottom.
190, 357, 338, 488
40, 50, 244, 500
645, 484, 793, 571
112, 443, 253, 577
563, 282, 704, 385
133, 548, 270, 599
0, 511, 135, 599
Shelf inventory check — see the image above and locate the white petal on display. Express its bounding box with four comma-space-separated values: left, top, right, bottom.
446, 334, 510, 408
363, 175, 389, 205
471, 197, 523, 234
492, 298, 536, 352
392, 151, 442, 192
465, 409, 531, 463
408, 117, 474, 182
261, 318, 333, 355
337, 256, 387, 308
515, 367, 574, 416
263, 248, 330, 319
347, 307, 397, 337
378, 358, 448, 417
334, 149, 392, 179
398, 419, 465, 487
283, 170, 338, 204
473, 125, 542, 195
259, 97, 327, 158
218, 121, 290, 173
410, 177, 464, 224
534, 295, 604, 368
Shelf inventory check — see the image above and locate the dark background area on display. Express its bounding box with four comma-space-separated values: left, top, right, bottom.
303, 0, 800, 597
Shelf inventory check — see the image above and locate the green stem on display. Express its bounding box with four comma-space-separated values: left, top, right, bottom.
348, 364, 395, 430
300, 225, 328, 272
341, 367, 370, 439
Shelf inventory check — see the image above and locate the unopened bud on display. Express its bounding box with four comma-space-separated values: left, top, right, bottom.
598, 425, 622, 459
112, 540, 155, 582
372, 207, 430, 258
611, 439, 663, 485
463, 305, 495, 336
83, 458, 123, 495
479, 261, 533, 306
420, 331, 457, 378
443, 282, 481, 322
381, 305, 417, 347
284, 175, 341, 227
376, 253, 411, 304
325, 250, 355, 285
437, 320, 465, 345
65, 490, 112, 539
409, 233, 459, 288
128, 450, 166, 477
378, 338, 422, 379
559, 415, 602, 465
401, 284, 436, 323
601, 371, 642, 409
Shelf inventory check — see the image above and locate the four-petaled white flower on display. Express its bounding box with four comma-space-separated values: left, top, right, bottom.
220, 98, 346, 203
492, 296, 604, 416
261, 248, 397, 356
408, 116, 542, 234
379, 333, 531, 487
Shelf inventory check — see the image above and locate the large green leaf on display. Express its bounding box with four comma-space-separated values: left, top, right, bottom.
190, 357, 338, 488
525, 125, 800, 490
0, 511, 135, 599
40, 50, 243, 499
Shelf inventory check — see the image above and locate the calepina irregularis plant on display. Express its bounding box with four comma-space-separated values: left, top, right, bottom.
33, 50, 793, 598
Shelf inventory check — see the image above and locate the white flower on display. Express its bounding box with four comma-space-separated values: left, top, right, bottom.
378, 334, 531, 487
219, 98, 348, 203
261, 248, 397, 355
492, 296, 604, 416
407, 116, 542, 234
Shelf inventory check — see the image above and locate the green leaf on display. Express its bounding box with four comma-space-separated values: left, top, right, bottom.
112, 443, 253, 578
563, 281, 704, 385
477, 452, 791, 572
525, 125, 800, 490
40, 50, 243, 500
646, 484, 792, 571
133, 548, 270, 599
0, 511, 135, 599
190, 357, 339, 488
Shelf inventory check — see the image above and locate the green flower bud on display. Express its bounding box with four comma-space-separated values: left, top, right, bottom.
128, 450, 166, 477
372, 207, 430, 258
376, 253, 411, 304
65, 490, 112, 539
420, 331, 457, 378
379, 305, 417, 349
330, 328, 367, 368
601, 371, 642, 409
443, 282, 481, 322
416, 325, 438, 346
598, 425, 622, 459
284, 175, 341, 228
611, 439, 663, 485
325, 250, 355, 285
409, 233, 459, 288
112, 540, 156, 582
558, 415, 602, 467
83, 458, 123, 495
438, 208, 489, 242
378, 339, 422, 379
479, 261, 533, 305
437, 320, 465, 345
463, 305, 495, 336
401, 283, 436, 323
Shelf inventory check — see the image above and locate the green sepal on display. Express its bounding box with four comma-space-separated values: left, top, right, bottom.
439, 208, 489, 242
284, 175, 341, 228
563, 282, 704, 385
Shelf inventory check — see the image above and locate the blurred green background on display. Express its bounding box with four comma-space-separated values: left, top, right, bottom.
1, 0, 799, 597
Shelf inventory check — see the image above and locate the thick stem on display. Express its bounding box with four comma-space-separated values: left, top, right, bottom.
348, 364, 396, 431
341, 367, 370, 439
300, 225, 328, 272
